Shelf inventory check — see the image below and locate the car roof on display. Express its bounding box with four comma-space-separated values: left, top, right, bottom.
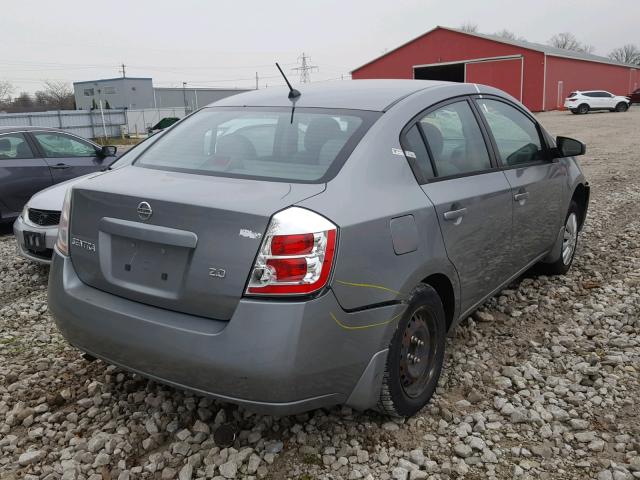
210, 79, 457, 112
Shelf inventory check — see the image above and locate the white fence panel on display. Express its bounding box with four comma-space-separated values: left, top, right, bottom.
125, 107, 187, 136
0, 109, 127, 139
0, 108, 188, 139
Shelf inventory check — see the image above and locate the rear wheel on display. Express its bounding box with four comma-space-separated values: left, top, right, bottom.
378, 284, 446, 417
538, 201, 580, 275
577, 103, 589, 115
615, 102, 629, 112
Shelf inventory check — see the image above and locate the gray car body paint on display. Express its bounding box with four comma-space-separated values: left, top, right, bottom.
48, 80, 589, 414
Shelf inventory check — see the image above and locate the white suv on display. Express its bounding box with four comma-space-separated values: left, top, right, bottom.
564, 90, 630, 114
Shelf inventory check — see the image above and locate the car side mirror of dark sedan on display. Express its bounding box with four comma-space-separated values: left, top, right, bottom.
100, 145, 118, 157
554, 136, 586, 158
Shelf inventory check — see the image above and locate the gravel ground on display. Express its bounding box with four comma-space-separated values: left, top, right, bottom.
1, 107, 639, 480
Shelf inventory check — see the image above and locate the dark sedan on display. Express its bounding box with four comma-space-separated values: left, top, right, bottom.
629, 88, 640, 105
0, 126, 117, 223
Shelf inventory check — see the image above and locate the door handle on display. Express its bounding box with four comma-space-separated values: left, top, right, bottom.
50, 163, 70, 170
514, 192, 530, 202
443, 207, 467, 221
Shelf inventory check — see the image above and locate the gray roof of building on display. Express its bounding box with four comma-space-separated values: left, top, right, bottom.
209, 79, 451, 111
352, 26, 639, 72
73, 77, 152, 85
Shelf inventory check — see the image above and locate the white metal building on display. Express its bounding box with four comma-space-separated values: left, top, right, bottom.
73, 77, 250, 111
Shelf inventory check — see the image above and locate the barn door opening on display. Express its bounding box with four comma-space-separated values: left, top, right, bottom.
414, 63, 464, 82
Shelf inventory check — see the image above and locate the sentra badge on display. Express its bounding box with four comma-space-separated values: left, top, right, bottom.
71, 238, 96, 252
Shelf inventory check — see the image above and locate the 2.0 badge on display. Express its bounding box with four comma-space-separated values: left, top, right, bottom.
209, 267, 226, 278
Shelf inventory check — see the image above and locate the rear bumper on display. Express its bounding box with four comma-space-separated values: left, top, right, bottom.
48, 251, 400, 415
13, 215, 57, 264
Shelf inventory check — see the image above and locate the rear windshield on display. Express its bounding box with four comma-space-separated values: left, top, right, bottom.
135, 107, 380, 183
568, 92, 578, 98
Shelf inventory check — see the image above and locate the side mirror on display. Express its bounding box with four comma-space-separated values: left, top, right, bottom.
555, 136, 585, 158
100, 145, 118, 157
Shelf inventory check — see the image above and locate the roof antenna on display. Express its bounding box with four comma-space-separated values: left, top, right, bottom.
276, 62, 301, 99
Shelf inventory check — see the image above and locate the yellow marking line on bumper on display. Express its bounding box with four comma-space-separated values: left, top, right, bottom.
335, 280, 403, 296
330, 311, 404, 331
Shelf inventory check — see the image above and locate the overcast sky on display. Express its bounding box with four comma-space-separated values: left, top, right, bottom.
2, 0, 639, 94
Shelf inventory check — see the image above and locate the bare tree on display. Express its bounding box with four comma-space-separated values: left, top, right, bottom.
40, 80, 75, 109
494, 29, 526, 42
549, 32, 581, 50
34, 91, 49, 106
0, 80, 14, 103
609, 44, 640, 65
14, 92, 34, 108
548, 32, 594, 54
459, 22, 478, 33
581, 44, 595, 54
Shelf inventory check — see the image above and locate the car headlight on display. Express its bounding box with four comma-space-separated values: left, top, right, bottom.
55, 188, 72, 256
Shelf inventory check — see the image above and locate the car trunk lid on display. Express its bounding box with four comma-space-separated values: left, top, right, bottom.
69, 166, 325, 320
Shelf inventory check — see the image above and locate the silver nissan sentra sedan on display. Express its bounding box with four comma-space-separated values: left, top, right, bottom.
48, 80, 589, 417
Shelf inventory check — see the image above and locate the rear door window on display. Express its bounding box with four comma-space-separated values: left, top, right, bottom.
0, 133, 33, 160
0, 133, 35, 159
418, 100, 492, 177
137, 107, 379, 183
402, 125, 435, 180
476, 98, 546, 167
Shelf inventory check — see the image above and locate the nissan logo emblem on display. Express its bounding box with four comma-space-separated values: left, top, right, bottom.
137, 201, 153, 221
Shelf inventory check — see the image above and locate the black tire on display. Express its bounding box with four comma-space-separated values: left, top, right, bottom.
577, 103, 589, 115
538, 201, 580, 275
615, 102, 629, 112
378, 284, 446, 417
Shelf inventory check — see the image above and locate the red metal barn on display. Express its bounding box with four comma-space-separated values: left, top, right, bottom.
351, 26, 639, 111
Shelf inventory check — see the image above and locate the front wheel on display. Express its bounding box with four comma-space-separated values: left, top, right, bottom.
615, 102, 629, 112
378, 284, 446, 417
538, 201, 580, 275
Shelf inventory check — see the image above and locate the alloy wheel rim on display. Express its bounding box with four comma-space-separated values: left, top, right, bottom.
399, 307, 438, 398
562, 212, 578, 265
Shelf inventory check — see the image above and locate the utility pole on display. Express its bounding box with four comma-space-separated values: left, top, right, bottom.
120, 63, 126, 78
255, 72, 259, 90
182, 82, 188, 113
292, 52, 318, 83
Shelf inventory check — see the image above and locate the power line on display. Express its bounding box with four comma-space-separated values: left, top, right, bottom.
0, 59, 298, 71
291, 53, 318, 83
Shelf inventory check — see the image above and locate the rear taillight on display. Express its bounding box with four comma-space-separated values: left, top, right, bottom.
55, 188, 72, 256
245, 207, 337, 296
